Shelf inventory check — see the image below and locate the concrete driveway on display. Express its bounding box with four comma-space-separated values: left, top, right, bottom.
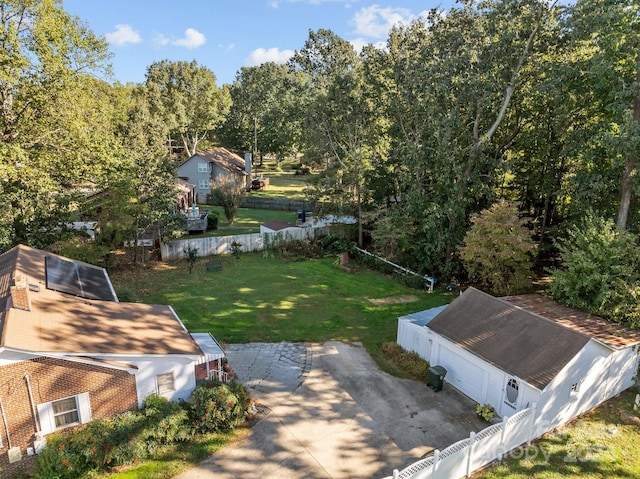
174, 341, 486, 479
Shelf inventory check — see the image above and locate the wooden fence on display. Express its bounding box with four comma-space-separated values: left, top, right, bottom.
206, 195, 315, 212
383, 404, 539, 479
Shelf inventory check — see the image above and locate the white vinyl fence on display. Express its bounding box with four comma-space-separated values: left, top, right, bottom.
384, 404, 539, 479
160, 227, 328, 260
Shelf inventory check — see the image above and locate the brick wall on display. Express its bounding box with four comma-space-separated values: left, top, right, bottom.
0, 356, 138, 477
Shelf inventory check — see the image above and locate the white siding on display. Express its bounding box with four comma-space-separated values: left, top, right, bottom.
535, 340, 638, 436
397, 318, 432, 361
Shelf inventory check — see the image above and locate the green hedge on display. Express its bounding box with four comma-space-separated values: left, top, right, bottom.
35, 382, 249, 478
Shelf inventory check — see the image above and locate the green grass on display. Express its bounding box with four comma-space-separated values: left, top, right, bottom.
194, 206, 297, 237
472, 389, 640, 479
104, 429, 249, 479
248, 157, 313, 200
110, 253, 450, 373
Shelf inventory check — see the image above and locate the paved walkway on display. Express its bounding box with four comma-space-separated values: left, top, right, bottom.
174, 341, 486, 479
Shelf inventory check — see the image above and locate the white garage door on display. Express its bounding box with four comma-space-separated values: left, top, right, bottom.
434, 344, 487, 403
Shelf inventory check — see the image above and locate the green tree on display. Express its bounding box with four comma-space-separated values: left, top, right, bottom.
0, 0, 112, 252
145, 60, 231, 158
459, 200, 536, 295
291, 29, 387, 246
550, 214, 640, 328
219, 63, 304, 167
211, 175, 245, 225
371, 0, 552, 277
96, 85, 179, 265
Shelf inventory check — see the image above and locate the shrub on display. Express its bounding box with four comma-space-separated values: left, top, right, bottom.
35, 395, 192, 478
380, 342, 430, 381
207, 211, 220, 230
185, 380, 248, 433
476, 403, 497, 422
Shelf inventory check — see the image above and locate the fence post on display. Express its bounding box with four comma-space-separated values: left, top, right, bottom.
466, 431, 476, 478
528, 402, 539, 445
431, 449, 440, 479
499, 415, 509, 459
393, 469, 399, 479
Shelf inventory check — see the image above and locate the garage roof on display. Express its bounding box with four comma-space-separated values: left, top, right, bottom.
428, 288, 591, 390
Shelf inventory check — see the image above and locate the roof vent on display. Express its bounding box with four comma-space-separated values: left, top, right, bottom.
11, 275, 31, 311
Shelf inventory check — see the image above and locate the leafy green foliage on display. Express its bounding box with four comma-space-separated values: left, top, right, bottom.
184, 381, 248, 434
35, 395, 192, 478
183, 246, 199, 274
459, 200, 536, 295
210, 176, 245, 225
550, 214, 640, 328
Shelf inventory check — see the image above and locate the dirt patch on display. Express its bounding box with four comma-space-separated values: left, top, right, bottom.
368, 294, 419, 305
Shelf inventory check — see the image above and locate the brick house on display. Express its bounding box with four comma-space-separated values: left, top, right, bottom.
0, 245, 225, 476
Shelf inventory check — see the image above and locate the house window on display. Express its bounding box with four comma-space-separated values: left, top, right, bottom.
506, 378, 519, 404
52, 396, 80, 428
197, 162, 209, 173
37, 392, 91, 434
198, 179, 209, 190
157, 372, 175, 396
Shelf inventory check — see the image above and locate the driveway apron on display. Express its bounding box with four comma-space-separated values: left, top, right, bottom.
173, 341, 486, 479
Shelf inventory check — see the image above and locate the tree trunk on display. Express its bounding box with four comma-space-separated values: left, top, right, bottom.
616, 70, 640, 230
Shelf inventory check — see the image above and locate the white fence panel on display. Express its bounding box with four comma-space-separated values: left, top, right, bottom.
435, 437, 471, 478
160, 227, 325, 260
468, 423, 504, 471
385, 404, 544, 479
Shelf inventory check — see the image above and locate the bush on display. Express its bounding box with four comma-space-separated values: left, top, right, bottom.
35, 395, 192, 478
380, 342, 430, 381
207, 211, 219, 230
185, 380, 248, 433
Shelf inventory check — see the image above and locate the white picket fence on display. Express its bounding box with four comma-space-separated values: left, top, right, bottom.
160, 227, 327, 260
385, 404, 539, 479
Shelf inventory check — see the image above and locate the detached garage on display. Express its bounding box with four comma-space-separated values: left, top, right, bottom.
398, 287, 640, 434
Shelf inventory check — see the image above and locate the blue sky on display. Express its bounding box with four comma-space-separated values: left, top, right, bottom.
62, 0, 455, 86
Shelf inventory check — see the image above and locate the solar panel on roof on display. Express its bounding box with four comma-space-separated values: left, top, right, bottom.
45, 256, 116, 301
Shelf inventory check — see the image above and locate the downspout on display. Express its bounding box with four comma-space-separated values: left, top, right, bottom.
23, 374, 41, 433
0, 396, 11, 448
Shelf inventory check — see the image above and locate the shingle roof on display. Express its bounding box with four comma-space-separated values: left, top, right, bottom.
262, 221, 297, 232
503, 294, 640, 349
0, 245, 202, 357
186, 148, 248, 176
428, 287, 591, 390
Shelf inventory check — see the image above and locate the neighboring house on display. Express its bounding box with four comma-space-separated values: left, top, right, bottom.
177, 148, 250, 203
398, 287, 640, 436
0, 245, 225, 475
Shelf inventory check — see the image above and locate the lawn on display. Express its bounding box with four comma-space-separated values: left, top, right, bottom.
110, 252, 450, 373
249, 157, 313, 200
193, 206, 297, 237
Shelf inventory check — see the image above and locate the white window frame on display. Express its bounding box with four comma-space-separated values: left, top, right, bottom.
156, 372, 176, 396
37, 392, 91, 435
198, 179, 209, 190
197, 162, 209, 173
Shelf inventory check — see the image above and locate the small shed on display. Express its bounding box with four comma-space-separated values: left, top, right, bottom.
260, 221, 299, 235
398, 287, 640, 435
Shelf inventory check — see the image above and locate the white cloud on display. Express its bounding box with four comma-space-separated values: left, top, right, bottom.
153, 33, 170, 46
105, 24, 141, 45
173, 28, 206, 49
246, 47, 295, 66
351, 5, 419, 39
219, 43, 235, 52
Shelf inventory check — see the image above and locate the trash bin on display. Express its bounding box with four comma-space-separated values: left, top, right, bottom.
427, 365, 447, 392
